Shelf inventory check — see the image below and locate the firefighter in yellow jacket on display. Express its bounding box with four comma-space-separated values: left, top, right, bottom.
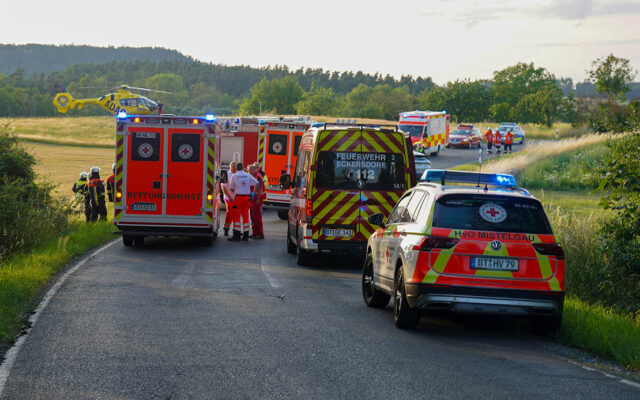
72, 171, 91, 222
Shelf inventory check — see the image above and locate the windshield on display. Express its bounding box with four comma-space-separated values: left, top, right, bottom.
498, 127, 509, 133
399, 124, 424, 138
316, 151, 406, 191
432, 194, 553, 234
452, 129, 472, 136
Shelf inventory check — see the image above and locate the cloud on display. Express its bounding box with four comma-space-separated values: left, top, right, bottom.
538, 0, 640, 20
420, 4, 521, 29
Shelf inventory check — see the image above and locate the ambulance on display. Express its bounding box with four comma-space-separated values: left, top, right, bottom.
113, 112, 222, 246
398, 111, 450, 156
257, 117, 314, 219
280, 123, 416, 266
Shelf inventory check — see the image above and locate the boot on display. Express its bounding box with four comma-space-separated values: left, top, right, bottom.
228, 230, 241, 242
242, 231, 249, 241
223, 227, 229, 236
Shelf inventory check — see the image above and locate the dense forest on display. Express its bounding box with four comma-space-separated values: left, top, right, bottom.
0, 44, 638, 124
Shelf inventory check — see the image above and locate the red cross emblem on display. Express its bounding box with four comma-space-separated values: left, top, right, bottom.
486, 207, 499, 217
178, 144, 193, 159
138, 143, 153, 159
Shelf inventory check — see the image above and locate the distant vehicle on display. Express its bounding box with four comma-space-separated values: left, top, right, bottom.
398, 111, 450, 157
447, 124, 482, 149
498, 123, 525, 144
363, 170, 565, 332
53, 84, 168, 116
113, 113, 221, 247
413, 151, 431, 177
280, 123, 415, 266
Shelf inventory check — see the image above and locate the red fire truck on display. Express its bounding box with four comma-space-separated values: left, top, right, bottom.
217, 117, 261, 167
257, 117, 313, 219
113, 113, 222, 246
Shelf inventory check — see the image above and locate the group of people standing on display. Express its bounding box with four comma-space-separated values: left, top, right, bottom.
221, 161, 267, 242
483, 128, 514, 154
72, 164, 115, 222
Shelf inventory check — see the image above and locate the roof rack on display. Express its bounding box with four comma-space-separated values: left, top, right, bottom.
420, 169, 517, 188
320, 123, 398, 132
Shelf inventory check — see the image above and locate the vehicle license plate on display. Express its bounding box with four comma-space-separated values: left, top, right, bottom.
131, 202, 157, 211
323, 228, 354, 237
471, 257, 518, 271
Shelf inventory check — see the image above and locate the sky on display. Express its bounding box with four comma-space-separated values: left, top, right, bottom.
2, 0, 639, 85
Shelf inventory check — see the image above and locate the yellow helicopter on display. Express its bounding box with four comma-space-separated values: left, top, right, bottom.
53, 84, 170, 115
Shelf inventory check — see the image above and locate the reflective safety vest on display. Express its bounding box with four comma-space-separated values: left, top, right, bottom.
494, 131, 502, 144
74, 179, 87, 200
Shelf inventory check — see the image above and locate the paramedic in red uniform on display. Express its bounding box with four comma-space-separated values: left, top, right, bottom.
222, 162, 237, 236
249, 164, 265, 239
505, 129, 514, 153
228, 162, 258, 242
484, 128, 494, 154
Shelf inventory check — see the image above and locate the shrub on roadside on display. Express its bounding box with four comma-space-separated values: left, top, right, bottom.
0, 123, 71, 259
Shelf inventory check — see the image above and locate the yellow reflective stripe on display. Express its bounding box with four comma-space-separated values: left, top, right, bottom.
319, 130, 345, 152
314, 191, 349, 222
362, 132, 385, 153
431, 249, 453, 273
336, 133, 360, 151
423, 268, 439, 284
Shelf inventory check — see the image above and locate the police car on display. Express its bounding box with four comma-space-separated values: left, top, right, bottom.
362, 170, 564, 332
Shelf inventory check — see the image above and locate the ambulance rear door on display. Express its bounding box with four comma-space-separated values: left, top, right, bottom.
124, 126, 165, 216
165, 128, 206, 217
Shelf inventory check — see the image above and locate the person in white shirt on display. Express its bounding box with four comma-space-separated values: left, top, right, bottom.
228, 162, 258, 241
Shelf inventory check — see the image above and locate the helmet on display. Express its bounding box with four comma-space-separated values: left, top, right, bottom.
79, 171, 87, 179
112, 163, 116, 172
90, 166, 101, 173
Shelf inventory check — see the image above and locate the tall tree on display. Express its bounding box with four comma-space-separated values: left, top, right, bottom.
239, 77, 304, 115
587, 54, 637, 104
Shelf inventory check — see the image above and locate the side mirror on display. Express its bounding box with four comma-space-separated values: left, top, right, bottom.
279, 174, 291, 189
368, 213, 385, 228
220, 170, 228, 184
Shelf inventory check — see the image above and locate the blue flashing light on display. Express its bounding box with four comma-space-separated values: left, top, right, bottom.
205, 114, 216, 122
420, 169, 517, 187
117, 110, 127, 120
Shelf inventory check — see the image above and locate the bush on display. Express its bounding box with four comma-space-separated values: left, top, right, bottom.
0, 123, 71, 259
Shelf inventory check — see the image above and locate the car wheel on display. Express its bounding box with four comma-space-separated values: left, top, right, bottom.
287, 224, 296, 254
122, 235, 133, 247
520, 137, 525, 145
296, 234, 312, 266
530, 313, 562, 335
393, 266, 421, 329
277, 210, 289, 220
133, 236, 145, 247
432, 146, 440, 157
362, 253, 391, 308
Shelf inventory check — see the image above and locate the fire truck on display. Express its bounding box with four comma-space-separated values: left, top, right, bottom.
113, 112, 222, 246
398, 111, 450, 156
217, 117, 261, 168
257, 117, 314, 219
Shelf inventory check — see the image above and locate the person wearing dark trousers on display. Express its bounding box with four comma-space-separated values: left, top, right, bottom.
249, 164, 264, 239
505, 129, 514, 153
87, 166, 107, 222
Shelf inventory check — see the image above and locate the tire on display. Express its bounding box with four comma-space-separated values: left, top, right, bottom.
530, 314, 562, 335
122, 235, 133, 247
277, 210, 289, 220
362, 253, 391, 308
133, 236, 145, 247
203, 233, 216, 247
432, 146, 440, 157
296, 234, 312, 266
286, 224, 296, 254
393, 266, 421, 329
520, 137, 525, 145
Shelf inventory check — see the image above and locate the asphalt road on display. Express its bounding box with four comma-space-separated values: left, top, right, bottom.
429, 141, 527, 170
2, 209, 638, 399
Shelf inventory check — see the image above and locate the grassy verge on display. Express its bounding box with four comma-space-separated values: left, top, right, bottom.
0, 220, 115, 345
559, 298, 640, 370
0, 116, 115, 147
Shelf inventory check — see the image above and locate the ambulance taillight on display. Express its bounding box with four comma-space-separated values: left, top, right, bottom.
207, 194, 213, 201
306, 200, 313, 224
116, 191, 122, 199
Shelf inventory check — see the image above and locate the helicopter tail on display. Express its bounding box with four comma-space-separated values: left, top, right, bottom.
53, 84, 77, 113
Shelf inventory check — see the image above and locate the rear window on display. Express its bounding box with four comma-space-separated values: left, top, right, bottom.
316, 151, 406, 191
432, 194, 552, 234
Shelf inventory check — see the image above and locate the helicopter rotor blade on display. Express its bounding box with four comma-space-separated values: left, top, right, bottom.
127, 86, 172, 95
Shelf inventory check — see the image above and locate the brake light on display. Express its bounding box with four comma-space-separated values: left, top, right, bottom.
306, 200, 313, 224
413, 236, 459, 251
533, 243, 565, 260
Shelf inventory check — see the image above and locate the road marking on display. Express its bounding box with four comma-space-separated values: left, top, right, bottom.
260, 257, 282, 289
563, 356, 640, 390
171, 260, 196, 289
0, 240, 118, 396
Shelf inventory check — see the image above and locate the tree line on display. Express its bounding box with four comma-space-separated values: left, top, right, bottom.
0, 52, 637, 128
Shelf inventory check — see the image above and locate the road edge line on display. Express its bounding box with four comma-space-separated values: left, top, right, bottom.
0, 239, 118, 396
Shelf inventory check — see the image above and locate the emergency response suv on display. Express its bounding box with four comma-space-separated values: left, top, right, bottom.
113, 112, 222, 246
280, 123, 416, 266
362, 170, 565, 332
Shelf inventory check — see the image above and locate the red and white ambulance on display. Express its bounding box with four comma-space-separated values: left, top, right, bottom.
257, 117, 313, 219
113, 113, 222, 246
398, 111, 450, 156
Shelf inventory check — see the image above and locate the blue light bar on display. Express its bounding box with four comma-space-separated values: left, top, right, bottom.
205, 114, 216, 121
117, 110, 127, 120
420, 169, 517, 187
